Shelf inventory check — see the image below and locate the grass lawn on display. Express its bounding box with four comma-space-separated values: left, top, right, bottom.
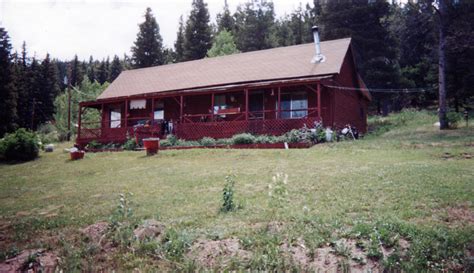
0, 110, 473, 271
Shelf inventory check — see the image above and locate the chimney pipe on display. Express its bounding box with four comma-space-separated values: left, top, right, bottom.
311, 26, 326, 63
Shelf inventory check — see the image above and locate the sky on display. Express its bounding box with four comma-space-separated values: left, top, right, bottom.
0, 0, 309, 61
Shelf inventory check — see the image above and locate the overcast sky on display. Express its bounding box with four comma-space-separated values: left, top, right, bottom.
0, 0, 313, 61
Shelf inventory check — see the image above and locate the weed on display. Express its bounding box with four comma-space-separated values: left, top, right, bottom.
333, 240, 351, 257
108, 192, 138, 248
268, 173, 289, 218
160, 228, 192, 262
220, 173, 238, 212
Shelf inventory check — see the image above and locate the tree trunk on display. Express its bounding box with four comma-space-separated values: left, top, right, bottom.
438, 0, 448, 129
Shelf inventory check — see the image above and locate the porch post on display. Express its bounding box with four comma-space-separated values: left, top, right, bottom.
316, 81, 322, 119
101, 103, 105, 138
125, 99, 129, 129
245, 88, 249, 120
211, 93, 215, 121
151, 98, 155, 124
180, 95, 184, 123
277, 86, 281, 119
77, 105, 82, 140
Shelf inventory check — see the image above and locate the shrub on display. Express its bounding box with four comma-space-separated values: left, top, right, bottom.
232, 133, 255, 145
36, 123, 59, 144
123, 138, 137, 151
86, 140, 102, 149
0, 128, 39, 161
216, 138, 232, 145
159, 139, 172, 147
200, 137, 216, 147
221, 174, 237, 212
285, 129, 301, 143
446, 112, 462, 128
166, 134, 178, 146
255, 135, 270, 144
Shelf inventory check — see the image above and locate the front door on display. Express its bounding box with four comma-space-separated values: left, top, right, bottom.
249, 91, 264, 119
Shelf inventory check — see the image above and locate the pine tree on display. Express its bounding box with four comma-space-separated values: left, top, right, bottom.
14, 42, 32, 128
183, 0, 213, 61
234, 0, 277, 52
131, 7, 164, 68
36, 53, 60, 125
207, 30, 240, 57
28, 57, 41, 129
70, 55, 83, 87
97, 58, 110, 84
175, 15, 185, 62
275, 17, 294, 47
0, 28, 18, 136
109, 55, 122, 82
87, 56, 96, 82
217, 0, 235, 32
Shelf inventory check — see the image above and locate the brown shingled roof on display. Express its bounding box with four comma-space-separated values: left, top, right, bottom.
98, 38, 352, 100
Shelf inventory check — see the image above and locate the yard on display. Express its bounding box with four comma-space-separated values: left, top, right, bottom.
0, 110, 473, 271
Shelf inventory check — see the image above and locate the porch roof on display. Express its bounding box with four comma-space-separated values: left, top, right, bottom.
97, 38, 352, 100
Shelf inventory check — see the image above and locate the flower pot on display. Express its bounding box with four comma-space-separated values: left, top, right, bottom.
143, 138, 160, 156
70, 150, 85, 160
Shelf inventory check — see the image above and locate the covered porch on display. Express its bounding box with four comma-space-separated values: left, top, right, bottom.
76, 78, 332, 146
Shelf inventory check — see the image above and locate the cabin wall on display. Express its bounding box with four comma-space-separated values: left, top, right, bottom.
333, 49, 369, 132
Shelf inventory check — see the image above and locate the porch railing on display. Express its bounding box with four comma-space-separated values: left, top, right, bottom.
77, 108, 325, 144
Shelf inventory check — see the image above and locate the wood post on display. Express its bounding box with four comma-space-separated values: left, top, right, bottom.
245, 89, 249, 120
277, 87, 281, 119
151, 98, 155, 125
77, 105, 82, 140
101, 103, 105, 138
316, 82, 321, 119
211, 93, 215, 121
124, 99, 128, 129
180, 95, 184, 123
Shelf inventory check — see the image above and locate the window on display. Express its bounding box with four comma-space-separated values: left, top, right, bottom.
154, 101, 164, 120
110, 108, 121, 128
214, 94, 226, 114
278, 92, 308, 119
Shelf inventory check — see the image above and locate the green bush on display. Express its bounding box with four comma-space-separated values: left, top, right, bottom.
232, 133, 255, 145
216, 138, 232, 145
123, 138, 137, 151
159, 139, 172, 147
36, 123, 59, 144
166, 134, 178, 146
447, 112, 462, 128
0, 128, 39, 161
86, 140, 102, 149
200, 137, 216, 147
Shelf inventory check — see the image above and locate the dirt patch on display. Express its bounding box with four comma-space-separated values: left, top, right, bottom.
187, 238, 252, 268
0, 249, 59, 273
133, 219, 165, 241
446, 204, 474, 224
266, 221, 285, 234
80, 222, 109, 244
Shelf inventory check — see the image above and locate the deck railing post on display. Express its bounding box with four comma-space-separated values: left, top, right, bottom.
180, 95, 184, 123
101, 103, 105, 138
151, 97, 155, 125
277, 87, 281, 119
125, 99, 129, 130
211, 93, 215, 121
245, 89, 249, 121
316, 81, 321, 119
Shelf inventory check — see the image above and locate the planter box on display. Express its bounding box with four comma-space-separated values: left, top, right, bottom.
160, 142, 313, 150
143, 138, 160, 155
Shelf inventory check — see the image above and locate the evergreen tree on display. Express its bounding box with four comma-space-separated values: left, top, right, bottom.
163, 48, 176, 64
97, 58, 110, 84
234, 0, 277, 52
275, 17, 294, 47
0, 28, 18, 136
36, 53, 60, 125
174, 15, 185, 62
70, 55, 83, 87
131, 7, 164, 68
320, 0, 401, 114
207, 30, 240, 57
216, 0, 235, 32
109, 55, 122, 82
14, 42, 31, 128
183, 0, 213, 61
87, 56, 96, 82
28, 58, 41, 129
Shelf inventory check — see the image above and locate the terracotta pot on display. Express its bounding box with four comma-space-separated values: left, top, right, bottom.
70, 151, 85, 160
143, 138, 160, 155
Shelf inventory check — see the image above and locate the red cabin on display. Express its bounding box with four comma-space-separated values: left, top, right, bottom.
76, 37, 371, 147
